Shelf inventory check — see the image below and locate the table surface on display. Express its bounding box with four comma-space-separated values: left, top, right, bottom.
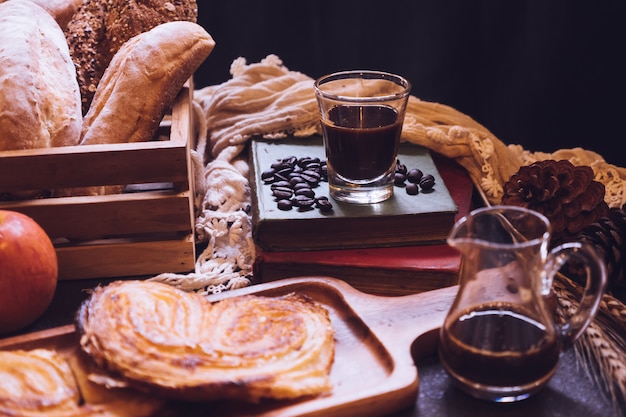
4, 278, 622, 417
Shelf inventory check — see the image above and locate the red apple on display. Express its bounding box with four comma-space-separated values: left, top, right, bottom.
0, 210, 58, 335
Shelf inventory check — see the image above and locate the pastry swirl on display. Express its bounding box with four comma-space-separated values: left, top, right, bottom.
77, 280, 335, 402
0, 349, 107, 416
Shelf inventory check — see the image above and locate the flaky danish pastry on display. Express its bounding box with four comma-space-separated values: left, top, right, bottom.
0, 349, 109, 416
76, 280, 335, 403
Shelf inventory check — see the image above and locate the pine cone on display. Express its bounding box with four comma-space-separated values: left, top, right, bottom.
571, 205, 626, 302
501, 160, 610, 245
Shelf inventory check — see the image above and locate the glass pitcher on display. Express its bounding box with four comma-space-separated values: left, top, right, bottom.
438, 205, 607, 402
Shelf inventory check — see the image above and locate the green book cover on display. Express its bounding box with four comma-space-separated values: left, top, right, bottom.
249, 136, 458, 251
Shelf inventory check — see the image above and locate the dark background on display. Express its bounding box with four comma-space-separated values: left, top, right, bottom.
194, 1, 626, 168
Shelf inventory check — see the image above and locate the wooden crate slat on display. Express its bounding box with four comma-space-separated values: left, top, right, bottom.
170, 85, 193, 146
0, 191, 193, 239
56, 234, 196, 280
0, 86, 192, 192
0, 141, 189, 191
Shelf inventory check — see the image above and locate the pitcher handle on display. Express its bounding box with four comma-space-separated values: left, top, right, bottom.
544, 242, 607, 348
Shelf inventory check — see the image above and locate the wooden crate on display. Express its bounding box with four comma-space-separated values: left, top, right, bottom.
0, 86, 197, 280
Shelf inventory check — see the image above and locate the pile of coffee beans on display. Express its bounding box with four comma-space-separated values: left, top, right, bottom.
261, 155, 333, 212
260, 155, 437, 212
394, 160, 436, 195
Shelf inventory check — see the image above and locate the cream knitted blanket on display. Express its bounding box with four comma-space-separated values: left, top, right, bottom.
152, 54, 626, 293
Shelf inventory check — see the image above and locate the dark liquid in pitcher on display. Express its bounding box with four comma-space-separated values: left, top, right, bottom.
438, 303, 560, 387
322, 105, 401, 180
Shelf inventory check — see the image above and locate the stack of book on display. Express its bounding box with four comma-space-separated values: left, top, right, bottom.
249, 136, 477, 296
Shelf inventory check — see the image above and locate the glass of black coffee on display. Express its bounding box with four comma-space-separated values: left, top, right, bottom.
314, 70, 411, 204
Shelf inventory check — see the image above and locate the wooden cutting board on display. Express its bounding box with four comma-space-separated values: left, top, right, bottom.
0, 276, 458, 417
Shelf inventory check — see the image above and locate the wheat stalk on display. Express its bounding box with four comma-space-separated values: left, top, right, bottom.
553, 273, 626, 412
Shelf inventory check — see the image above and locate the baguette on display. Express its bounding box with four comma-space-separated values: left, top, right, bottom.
80, 21, 215, 146
0, 0, 82, 152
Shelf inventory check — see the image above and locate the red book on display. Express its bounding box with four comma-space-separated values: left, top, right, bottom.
253, 152, 476, 296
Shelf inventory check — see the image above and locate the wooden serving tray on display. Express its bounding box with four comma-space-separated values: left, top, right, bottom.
0, 277, 458, 417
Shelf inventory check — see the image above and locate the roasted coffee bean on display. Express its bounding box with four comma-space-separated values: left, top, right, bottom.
394, 172, 406, 186
295, 188, 315, 198
277, 199, 293, 210
289, 176, 305, 186
296, 157, 312, 167
419, 174, 435, 190
407, 168, 423, 183
293, 182, 311, 191
316, 199, 333, 212
304, 162, 321, 170
395, 160, 408, 175
406, 183, 419, 195
292, 195, 315, 208
301, 170, 321, 184
272, 188, 293, 199
298, 156, 320, 168
277, 167, 293, 177
261, 168, 275, 178
270, 180, 291, 189
320, 164, 328, 179
270, 161, 284, 170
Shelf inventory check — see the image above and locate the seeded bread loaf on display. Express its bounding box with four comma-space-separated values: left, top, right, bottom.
66, 0, 198, 114
106, 0, 198, 53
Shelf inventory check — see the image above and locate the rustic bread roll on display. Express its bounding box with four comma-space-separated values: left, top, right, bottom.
76, 280, 335, 402
0, 0, 82, 152
79, 21, 215, 146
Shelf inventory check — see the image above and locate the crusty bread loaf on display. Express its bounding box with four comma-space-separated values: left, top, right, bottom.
27, 0, 82, 28
80, 21, 215, 146
66, 0, 198, 114
0, 0, 82, 152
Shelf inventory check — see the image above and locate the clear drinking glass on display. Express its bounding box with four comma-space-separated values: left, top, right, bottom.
314, 70, 411, 204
